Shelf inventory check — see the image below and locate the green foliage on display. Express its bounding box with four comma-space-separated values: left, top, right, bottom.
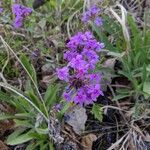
0, 54, 59, 149
98, 13, 150, 102
20, 54, 37, 85
119, 15, 150, 98
91, 104, 103, 122
0, 1, 84, 148
1, 1, 150, 149
6, 129, 33, 146
44, 84, 60, 107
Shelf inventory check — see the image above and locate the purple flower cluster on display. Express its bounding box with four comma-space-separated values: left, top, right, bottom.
12, 4, 32, 28
57, 31, 104, 106
0, 8, 3, 13
82, 5, 103, 26
0, 2, 3, 13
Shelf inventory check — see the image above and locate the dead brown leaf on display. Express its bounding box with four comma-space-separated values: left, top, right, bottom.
145, 133, 150, 142
81, 134, 97, 150
128, 137, 136, 150
0, 103, 15, 114
63, 124, 77, 140
0, 119, 15, 137
0, 141, 8, 150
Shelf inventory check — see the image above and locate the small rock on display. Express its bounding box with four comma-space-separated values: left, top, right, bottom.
64, 105, 87, 135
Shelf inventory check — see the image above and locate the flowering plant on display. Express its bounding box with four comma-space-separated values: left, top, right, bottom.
82, 5, 103, 26
57, 31, 104, 106
0, 2, 3, 13
12, 4, 32, 28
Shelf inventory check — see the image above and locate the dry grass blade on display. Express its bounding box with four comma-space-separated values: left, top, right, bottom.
107, 131, 129, 150
108, 127, 148, 150
109, 4, 131, 52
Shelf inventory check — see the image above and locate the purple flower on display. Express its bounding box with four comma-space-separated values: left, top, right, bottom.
57, 67, 69, 81
94, 17, 103, 26
96, 42, 105, 52
22, 7, 32, 16
82, 11, 91, 22
31, 49, 41, 57
0, 8, 3, 13
82, 5, 103, 27
82, 5, 100, 22
54, 103, 62, 111
90, 5, 100, 15
13, 16, 23, 28
0, 2, 3, 13
88, 84, 103, 100
57, 31, 104, 106
61, 72, 103, 106
66, 31, 103, 67
64, 51, 78, 61
63, 91, 72, 102
12, 4, 22, 15
68, 55, 86, 69
74, 88, 87, 105
12, 4, 32, 28
88, 73, 101, 84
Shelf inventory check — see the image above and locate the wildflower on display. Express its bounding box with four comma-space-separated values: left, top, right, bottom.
87, 84, 103, 100
56, 67, 69, 81
0, 2, 3, 13
61, 72, 103, 106
31, 49, 41, 57
12, 4, 32, 28
57, 31, 104, 105
0, 8, 3, 13
90, 5, 100, 15
65, 31, 103, 69
64, 51, 78, 61
68, 55, 88, 72
74, 88, 87, 105
13, 16, 23, 28
54, 103, 63, 111
82, 5, 103, 27
94, 17, 103, 26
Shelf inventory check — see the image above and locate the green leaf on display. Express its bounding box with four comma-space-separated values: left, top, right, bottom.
14, 119, 33, 128
142, 64, 147, 84
0, 114, 15, 120
29, 132, 47, 140
127, 15, 139, 38
27, 91, 48, 116
0, 82, 48, 122
15, 113, 31, 118
27, 90, 41, 108
7, 130, 33, 145
49, 142, 55, 150
25, 142, 36, 150
44, 84, 59, 107
146, 65, 150, 73
107, 52, 124, 58
20, 54, 37, 85
112, 94, 129, 101
143, 82, 150, 95
38, 19, 46, 29
58, 102, 70, 119
0, 91, 13, 103
35, 128, 49, 134
91, 104, 103, 122
92, 24, 117, 51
